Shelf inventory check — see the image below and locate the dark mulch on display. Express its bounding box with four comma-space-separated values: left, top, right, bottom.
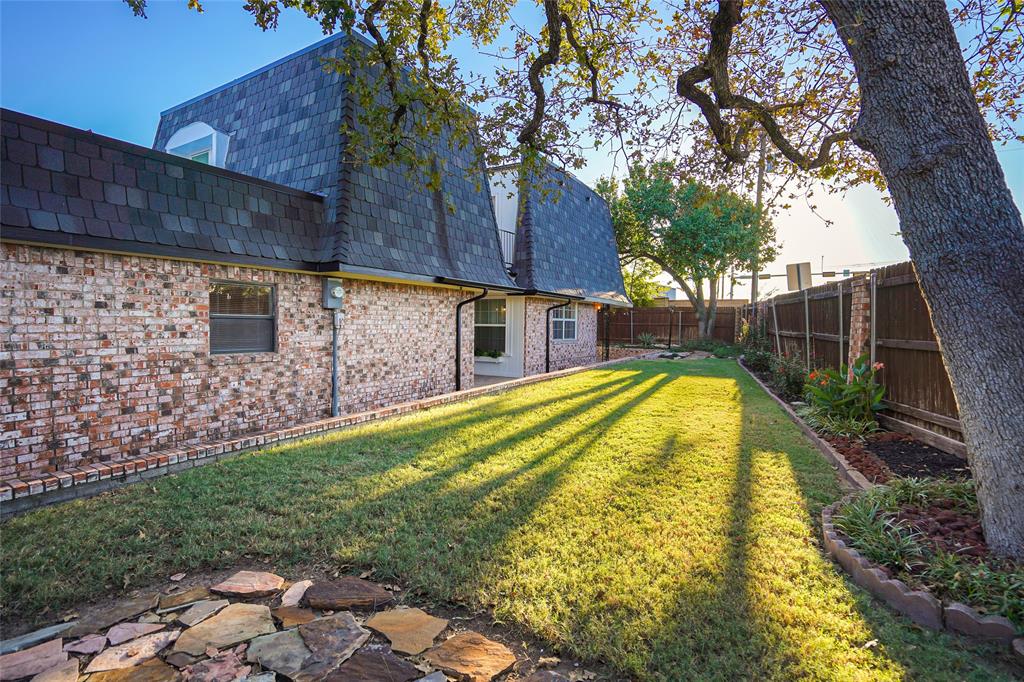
826, 436, 893, 484
864, 431, 971, 480
895, 500, 988, 559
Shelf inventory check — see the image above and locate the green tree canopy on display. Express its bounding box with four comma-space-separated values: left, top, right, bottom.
620, 259, 663, 307
599, 162, 776, 336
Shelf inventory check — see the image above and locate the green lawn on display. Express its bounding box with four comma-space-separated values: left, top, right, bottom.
2, 360, 1016, 680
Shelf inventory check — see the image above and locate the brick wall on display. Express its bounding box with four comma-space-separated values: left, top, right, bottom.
847, 274, 871, 370
0, 243, 474, 480
338, 279, 474, 413
523, 298, 598, 375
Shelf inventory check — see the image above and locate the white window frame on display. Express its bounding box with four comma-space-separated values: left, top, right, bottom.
165, 122, 230, 168
551, 303, 577, 341
474, 298, 508, 356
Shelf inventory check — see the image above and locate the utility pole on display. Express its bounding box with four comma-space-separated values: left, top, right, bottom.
751, 133, 766, 316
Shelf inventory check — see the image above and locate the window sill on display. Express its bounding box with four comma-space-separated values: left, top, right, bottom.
475, 356, 506, 364
209, 352, 279, 366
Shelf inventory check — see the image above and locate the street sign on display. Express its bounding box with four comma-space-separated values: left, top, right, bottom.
786, 262, 813, 291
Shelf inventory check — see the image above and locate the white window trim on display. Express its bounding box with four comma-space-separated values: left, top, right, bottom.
475, 298, 508, 355
165, 122, 230, 168
551, 303, 577, 342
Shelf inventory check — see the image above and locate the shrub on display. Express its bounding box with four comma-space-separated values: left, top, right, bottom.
637, 331, 657, 348
796, 406, 879, 439
833, 496, 925, 571
743, 348, 775, 373
739, 316, 771, 352
474, 348, 502, 358
805, 354, 885, 423
770, 353, 807, 402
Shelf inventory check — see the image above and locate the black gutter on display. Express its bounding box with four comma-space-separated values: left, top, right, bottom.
455, 287, 489, 390
545, 296, 574, 373
435, 276, 523, 293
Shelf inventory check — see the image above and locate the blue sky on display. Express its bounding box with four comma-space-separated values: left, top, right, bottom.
3, 0, 1021, 299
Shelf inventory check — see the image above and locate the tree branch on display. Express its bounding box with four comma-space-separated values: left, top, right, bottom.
675, 0, 850, 170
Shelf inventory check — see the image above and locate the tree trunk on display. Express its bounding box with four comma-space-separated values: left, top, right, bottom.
704, 274, 720, 338
821, 0, 1024, 557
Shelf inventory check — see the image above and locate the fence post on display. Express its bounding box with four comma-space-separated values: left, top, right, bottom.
603, 305, 610, 361
629, 309, 634, 345
803, 289, 811, 371
837, 282, 843, 368
771, 299, 782, 357
667, 307, 673, 349
869, 270, 877, 366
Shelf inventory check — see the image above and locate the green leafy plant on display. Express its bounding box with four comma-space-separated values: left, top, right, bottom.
833, 497, 926, 571
474, 348, 502, 359
637, 332, 657, 348
742, 348, 775, 373
805, 354, 885, 424
770, 353, 807, 402
796, 406, 880, 439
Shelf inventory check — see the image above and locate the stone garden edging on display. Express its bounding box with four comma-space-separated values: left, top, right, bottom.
0, 352, 661, 517
737, 358, 872, 491
822, 495, 1022, 653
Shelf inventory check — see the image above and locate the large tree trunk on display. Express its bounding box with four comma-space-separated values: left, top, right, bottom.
821, 0, 1024, 556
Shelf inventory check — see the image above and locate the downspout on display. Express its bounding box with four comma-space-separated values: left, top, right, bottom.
545, 298, 571, 373
455, 287, 488, 391
331, 310, 341, 417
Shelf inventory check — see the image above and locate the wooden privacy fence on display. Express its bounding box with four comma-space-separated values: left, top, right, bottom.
598, 307, 737, 346
743, 261, 965, 456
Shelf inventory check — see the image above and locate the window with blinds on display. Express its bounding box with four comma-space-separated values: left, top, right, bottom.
209, 282, 276, 353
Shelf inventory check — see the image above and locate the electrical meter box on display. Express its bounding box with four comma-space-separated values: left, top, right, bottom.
322, 278, 345, 309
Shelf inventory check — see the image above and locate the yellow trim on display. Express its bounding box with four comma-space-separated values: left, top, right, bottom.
1, 239, 473, 292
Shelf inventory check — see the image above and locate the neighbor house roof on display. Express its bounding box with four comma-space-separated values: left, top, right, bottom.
1, 108, 326, 271
153, 33, 516, 290
511, 165, 630, 306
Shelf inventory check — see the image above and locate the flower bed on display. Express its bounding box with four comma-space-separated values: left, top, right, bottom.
828, 478, 1022, 642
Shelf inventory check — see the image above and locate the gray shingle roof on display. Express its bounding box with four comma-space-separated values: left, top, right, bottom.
513, 165, 629, 305
1, 108, 325, 270
154, 33, 515, 289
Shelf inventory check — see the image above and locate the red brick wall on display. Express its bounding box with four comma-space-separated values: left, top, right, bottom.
338, 279, 475, 413
847, 274, 871, 371
523, 298, 599, 375
0, 243, 474, 480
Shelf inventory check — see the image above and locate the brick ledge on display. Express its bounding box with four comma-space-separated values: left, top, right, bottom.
0, 352, 660, 515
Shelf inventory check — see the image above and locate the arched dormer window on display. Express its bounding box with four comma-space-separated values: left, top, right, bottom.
165, 122, 230, 168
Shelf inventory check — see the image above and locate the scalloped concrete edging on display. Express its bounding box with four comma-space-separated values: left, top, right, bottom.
823, 496, 1021, 649
737, 359, 872, 491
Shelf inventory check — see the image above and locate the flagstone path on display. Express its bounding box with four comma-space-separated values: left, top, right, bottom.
0, 569, 595, 681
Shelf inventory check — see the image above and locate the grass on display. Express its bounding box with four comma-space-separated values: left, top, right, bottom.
2, 360, 1017, 680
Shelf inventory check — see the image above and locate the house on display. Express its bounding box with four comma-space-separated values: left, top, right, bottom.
0, 33, 628, 488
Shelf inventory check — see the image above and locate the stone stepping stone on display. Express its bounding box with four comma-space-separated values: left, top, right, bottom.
64, 633, 107, 655
365, 607, 448, 655
243, 674, 277, 682
305, 577, 394, 610
0, 622, 74, 655
29, 658, 79, 682
181, 648, 252, 681
324, 646, 421, 681
423, 631, 517, 682
173, 603, 276, 656
211, 570, 285, 598
293, 613, 370, 680
157, 586, 211, 613
247, 629, 312, 678
273, 606, 318, 628
280, 579, 313, 607
69, 594, 158, 637
88, 658, 178, 682
416, 673, 447, 682
106, 622, 165, 646
85, 630, 180, 673
326, 647, 420, 681
164, 651, 201, 669
177, 599, 229, 627
0, 639, 67, 681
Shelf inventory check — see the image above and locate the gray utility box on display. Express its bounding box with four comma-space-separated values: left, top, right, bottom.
322, 278, 345, 309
